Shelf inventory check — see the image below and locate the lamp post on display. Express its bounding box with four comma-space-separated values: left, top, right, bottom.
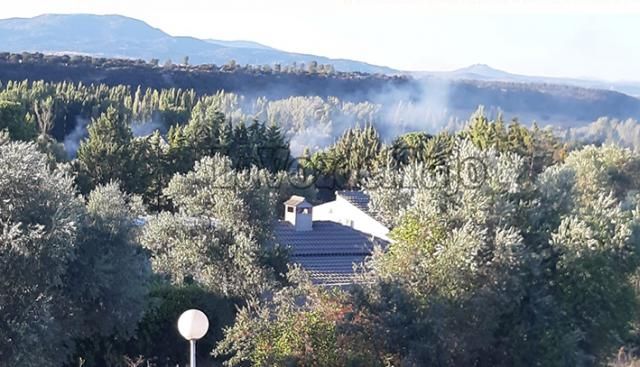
178, 309, 209, 367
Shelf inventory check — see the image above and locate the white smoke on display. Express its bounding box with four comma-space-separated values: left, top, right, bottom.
131, 119, 164, 137
60, 81, 472, 159
63, 116, 89, 157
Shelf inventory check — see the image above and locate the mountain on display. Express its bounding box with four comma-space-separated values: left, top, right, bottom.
205, 39, 275, 51
0, 13, 398, 74
4, 14, 640, 98
1, 13, 640, 128
447, 64, 514, 80
418, 64, 640, 98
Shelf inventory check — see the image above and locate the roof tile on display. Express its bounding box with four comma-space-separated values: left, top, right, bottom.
275, 220, 387, 286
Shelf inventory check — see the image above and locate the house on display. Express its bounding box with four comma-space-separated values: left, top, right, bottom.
274, 192, 390, 286
313, 191, 391, 242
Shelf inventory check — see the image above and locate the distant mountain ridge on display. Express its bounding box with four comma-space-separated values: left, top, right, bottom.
419, 64, 640, 98
1, 13, 640, 128
3, 13, 640, 98
205, 39, 276, 51
2, 51, 639, 130
448, 64, 515, 79
0, 13, 398, 74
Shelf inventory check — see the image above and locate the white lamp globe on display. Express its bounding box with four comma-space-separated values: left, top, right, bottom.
178, 309, 209, 340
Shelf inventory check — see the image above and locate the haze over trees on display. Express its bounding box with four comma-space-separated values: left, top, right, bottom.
3, 51, 640, 128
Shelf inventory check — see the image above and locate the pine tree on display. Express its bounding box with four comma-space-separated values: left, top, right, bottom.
184, 109, 225, 161
141, 131, 170, 211
391, 131, 433, 166
231, 122, 252, 169
217, 119, 234, 157
76, 106, 135, 194
167, 124, 193, 174
0, 99, 34, 141
316, 124, 383, 190
261, 123, 291, 172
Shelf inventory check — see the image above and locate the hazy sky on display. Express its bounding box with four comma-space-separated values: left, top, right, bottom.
4, 0, 640, 81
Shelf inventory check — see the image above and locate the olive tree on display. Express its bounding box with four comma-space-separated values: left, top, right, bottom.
360, 142, 640, 366
164, 154, 279, 242
0, 142, 150, 366
141, 154, 294, 298
0, 142, 83, 366
140, 212, 269, 298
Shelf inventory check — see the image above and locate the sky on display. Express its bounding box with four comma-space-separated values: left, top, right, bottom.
3, 0, 640, 81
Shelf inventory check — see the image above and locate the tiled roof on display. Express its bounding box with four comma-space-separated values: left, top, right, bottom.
292, 255, 368, 286
337, 191, 371, 212
275, 221, 377, 256
284, 195, 312, 207
275, 220, 387, 286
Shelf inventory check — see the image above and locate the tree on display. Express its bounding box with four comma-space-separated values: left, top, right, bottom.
33, 96, 66, 163
361, 140, 532, 366
307, 60, 318, 74
65, 183, 151, 366
224, 59, 237, 71
138, 131, 171, 211
164, 154, 279, 243
462, 107, 563, 177
391, 131, 432, 166
167, 124, 193, 175
0, 141, 84, 366
324, 64, 336, 74
75, 106, 138, 194
259, 123, 291, 173
217, 120, 234, 158
0, 99, 35, 141
215, 268, 379, 367
124, 283, 236, 366
160, 155, 295, 288
0, 142, 152, 366
231, 122, 252, 169
140, 212, 269, 298
308, 125, 383, 191
360, 142, 640, 366
534, 145, 640, 363
183, 105, 226, 162
33, 96, 54, 138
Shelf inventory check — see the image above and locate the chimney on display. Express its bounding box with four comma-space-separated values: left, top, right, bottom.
284, 195, 313, 231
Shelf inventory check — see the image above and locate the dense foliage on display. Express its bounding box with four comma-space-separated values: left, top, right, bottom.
2, 76, 640, 367
3, 51, 640, 126
0, 52, 412, 104
562, 116, 640, 150
0, 142, 149, 366
218, 139, 640, 367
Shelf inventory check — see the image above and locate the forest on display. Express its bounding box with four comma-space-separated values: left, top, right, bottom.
3, 75, 640, 367
2, 52, 640, 126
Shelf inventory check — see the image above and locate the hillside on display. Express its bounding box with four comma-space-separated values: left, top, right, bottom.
0, 52, 411, 100
1, 52, 639, 128
0, 13, 398, 74
0, 14, 640, 122
420, 64, 640, 98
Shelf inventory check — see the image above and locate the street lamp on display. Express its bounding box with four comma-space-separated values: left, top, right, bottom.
178, 309, 209, 367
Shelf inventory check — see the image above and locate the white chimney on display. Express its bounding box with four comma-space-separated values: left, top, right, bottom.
284, 195, 313, 231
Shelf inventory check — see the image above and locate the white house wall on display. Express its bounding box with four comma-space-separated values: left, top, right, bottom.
313, 199, 390, 242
